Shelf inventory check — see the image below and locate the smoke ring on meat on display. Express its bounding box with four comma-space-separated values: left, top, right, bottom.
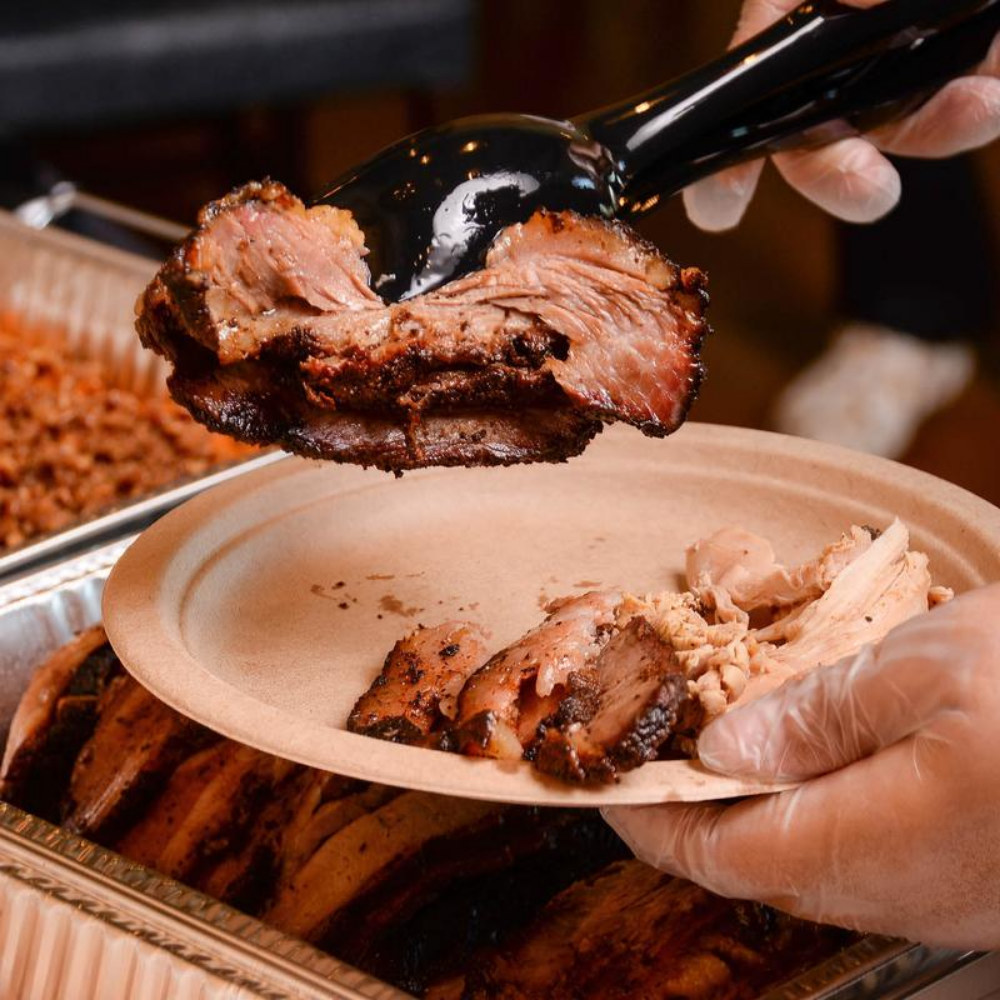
136, 180, 710, 472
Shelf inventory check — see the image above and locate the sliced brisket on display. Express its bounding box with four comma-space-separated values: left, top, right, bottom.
452, 591, 620, 759
460, 859, 848, 1000
533, 616, 690, 784
61, 674, 219, 842
348, 621, 491, 743
137, 180, 708, 472
0, 628, 121, 821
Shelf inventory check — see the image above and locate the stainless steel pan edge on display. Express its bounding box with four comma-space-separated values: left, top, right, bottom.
0, 540, 981, 1000
0, 451, 288, 585
759, 937, 979, 1000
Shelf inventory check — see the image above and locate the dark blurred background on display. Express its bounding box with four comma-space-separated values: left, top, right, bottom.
4, 0, 999, 501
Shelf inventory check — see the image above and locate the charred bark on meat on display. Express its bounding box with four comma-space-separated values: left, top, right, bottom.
136, 181, 708, 472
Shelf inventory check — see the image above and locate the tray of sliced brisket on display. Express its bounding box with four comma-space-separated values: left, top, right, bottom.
0, 536, 981, 999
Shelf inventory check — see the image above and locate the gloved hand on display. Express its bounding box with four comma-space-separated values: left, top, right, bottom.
603, 583, 1000, 949
684, 0, 1000, 230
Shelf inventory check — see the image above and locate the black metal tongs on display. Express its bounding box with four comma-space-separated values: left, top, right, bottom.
320, 0, 1000, 302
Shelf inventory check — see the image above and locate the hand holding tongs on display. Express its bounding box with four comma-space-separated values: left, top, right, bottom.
319, 0, 1000, 301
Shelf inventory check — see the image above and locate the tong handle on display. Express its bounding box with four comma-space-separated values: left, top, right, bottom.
581, 0, 1000, 216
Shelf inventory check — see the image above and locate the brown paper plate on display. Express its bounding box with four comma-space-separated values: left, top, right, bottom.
102, 423, 1000, 806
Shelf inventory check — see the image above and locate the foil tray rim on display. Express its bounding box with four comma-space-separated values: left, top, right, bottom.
0, 802, 409, 1000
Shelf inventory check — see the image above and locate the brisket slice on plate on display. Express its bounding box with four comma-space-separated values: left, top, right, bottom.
349, 593, 696, 784
450, 591, 621, 760
347, 621, 492, 744
137, 180, 709, 472
531, 616, 692, 784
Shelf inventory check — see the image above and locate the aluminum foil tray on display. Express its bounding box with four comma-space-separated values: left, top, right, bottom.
0, 539, 991, 999
0, 206, 280, 585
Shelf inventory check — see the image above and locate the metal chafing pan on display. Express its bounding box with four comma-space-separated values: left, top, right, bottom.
0, 538, 995, 1000
0, 199, 283, 585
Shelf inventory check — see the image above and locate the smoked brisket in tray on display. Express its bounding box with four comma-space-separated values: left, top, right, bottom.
1, 629, 848, 998
136, 181, 709, 472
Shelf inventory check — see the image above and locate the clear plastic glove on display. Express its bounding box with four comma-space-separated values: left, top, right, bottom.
603, 583, 1000, 949
684, 0, 1000, 230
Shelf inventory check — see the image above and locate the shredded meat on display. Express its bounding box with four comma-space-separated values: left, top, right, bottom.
685, 524, 876, 610
689, 519, 947, 710
136, 180, 709, 472
758, 521, 932, 666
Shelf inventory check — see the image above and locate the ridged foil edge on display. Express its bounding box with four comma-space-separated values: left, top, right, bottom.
0, 538, 131, 605
0, 804, 407, 1000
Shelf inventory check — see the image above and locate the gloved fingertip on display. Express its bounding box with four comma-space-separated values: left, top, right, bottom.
872, 77, 1000, 159
682, 162, 762, 232
941, 77, 1000, 153
775, 141, 901, 225
598, 804, 621, 827
600, 804, 645, 835
830, 187, 901, 225
682, 184, 744, 233
600, 805, 647, 855
696, 712, 753, 775
982, 31, 1000, 76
